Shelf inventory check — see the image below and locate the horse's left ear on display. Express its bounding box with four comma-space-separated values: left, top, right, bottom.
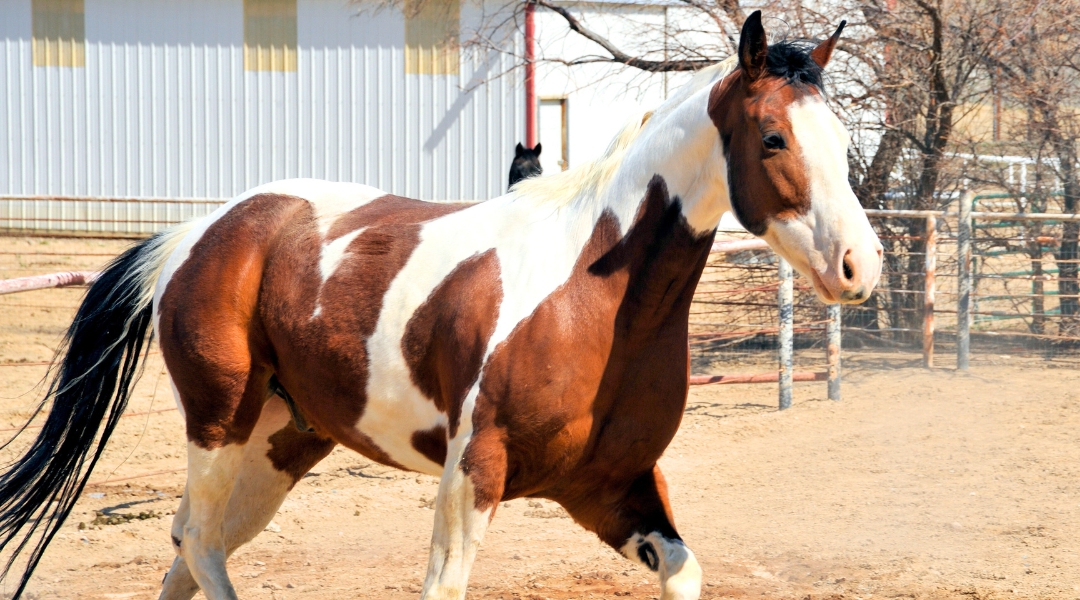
811, 20, 846, 68
533, 143, 542, 156
515, 142, 525, 157
738, 10, 768, 80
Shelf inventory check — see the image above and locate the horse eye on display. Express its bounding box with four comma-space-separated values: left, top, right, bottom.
763, 133, 786, 150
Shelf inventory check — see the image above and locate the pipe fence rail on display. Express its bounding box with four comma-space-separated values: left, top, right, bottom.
852, 192, 1080, 369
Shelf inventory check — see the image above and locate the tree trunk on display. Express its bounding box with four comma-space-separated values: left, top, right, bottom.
1055, 139, 1079, 321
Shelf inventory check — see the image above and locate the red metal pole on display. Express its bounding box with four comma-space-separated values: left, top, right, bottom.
524, 0, 537, 147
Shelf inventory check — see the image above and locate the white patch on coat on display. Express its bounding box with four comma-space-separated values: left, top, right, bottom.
254, 178, 386, 236
319, 227, 367, 283
509, 57, 737, 238
162, 399, 300, 598
620, 532, 703, 600
354, 66, 744, 472
313, 227, 367, 318
176, 443, 245, 598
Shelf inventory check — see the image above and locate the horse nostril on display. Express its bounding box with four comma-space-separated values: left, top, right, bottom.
842, 255, 854, 282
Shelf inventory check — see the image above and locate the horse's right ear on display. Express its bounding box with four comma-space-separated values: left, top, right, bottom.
738, 10, 768, 81
515, 142, 525, 157
533, 143, 542, 156
810, 20, 846, 68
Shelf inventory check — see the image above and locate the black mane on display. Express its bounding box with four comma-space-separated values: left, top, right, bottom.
765, 39, 825, 90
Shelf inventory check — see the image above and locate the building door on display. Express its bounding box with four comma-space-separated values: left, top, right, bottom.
538, 98, 568, 173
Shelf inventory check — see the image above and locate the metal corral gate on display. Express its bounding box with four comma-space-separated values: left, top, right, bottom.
848, 192, 1080, 368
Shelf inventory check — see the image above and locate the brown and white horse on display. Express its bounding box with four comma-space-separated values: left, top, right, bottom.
0, 12, 881, 600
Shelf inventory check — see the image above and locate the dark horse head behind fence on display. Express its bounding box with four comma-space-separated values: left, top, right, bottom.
508, 142, 542, 189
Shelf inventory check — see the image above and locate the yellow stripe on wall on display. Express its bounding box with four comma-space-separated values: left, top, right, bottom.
32, 0, 85, 67
405, 0, 460, 75
244, 0, 297, 72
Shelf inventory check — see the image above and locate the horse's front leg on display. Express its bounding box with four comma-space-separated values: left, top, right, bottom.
562, 464, 702, 600
421, 428, 507, 600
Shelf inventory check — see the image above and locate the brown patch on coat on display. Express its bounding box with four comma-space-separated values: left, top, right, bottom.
707, 69, 817, 235
410, 425, 448, 467
266, 423, 337, 486
326, 196, 470, 241
259, 194, 469, 469
402, 249, 503, 437
158, 193, 309, 449
460, 175, 714, 548
160, 179, 711, 554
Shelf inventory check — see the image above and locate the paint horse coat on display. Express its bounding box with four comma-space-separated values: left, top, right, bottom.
0, 12, 882, 600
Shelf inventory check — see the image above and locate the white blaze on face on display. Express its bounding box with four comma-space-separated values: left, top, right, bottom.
763, 96, 882, 304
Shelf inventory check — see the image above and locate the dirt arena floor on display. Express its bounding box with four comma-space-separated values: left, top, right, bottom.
1, 236, 1079, 600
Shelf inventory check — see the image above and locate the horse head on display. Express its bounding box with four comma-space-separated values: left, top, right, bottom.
508, 142, 543, 190
709, 12, 882, 304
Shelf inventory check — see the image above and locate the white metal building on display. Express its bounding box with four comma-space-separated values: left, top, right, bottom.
0, 0, 524, 233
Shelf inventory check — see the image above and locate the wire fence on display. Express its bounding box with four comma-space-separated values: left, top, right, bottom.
844, 197, 1080, 367
691, 236, 837, 392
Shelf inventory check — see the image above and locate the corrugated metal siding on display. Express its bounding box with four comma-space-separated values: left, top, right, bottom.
0, 0, 523, 233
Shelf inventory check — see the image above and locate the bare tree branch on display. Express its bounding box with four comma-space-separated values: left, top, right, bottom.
533, 0, 715, 72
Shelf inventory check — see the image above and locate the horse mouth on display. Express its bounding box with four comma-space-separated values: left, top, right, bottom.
809, 270, 838, 304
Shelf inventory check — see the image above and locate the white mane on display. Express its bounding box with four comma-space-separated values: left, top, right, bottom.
510, 56, 739, 209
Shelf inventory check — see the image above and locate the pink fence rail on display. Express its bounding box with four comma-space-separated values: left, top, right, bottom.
0, 271, 99, 295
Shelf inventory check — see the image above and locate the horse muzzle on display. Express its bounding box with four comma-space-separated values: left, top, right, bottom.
811, 243, 883, 305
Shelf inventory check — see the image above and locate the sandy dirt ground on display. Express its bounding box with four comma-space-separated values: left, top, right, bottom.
1, 237, 1079, 600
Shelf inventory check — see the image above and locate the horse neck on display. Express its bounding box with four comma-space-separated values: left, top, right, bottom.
599, 84, 732, 238
559, 88, 730, 334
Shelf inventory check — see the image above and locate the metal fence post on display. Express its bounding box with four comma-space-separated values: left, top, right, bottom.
826, 303, 841, 401
778, 258, 794, 410
923, 214, 937, 368
957, 191, 974, 370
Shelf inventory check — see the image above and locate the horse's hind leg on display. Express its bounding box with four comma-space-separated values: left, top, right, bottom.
160, 397, 335, 600
166, 439, 245, 600
159, 492, 198, 600
561, 465, 702, 600
159, 351, 277, 599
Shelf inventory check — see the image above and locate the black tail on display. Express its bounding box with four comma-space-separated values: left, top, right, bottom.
0, 235, 163, 597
